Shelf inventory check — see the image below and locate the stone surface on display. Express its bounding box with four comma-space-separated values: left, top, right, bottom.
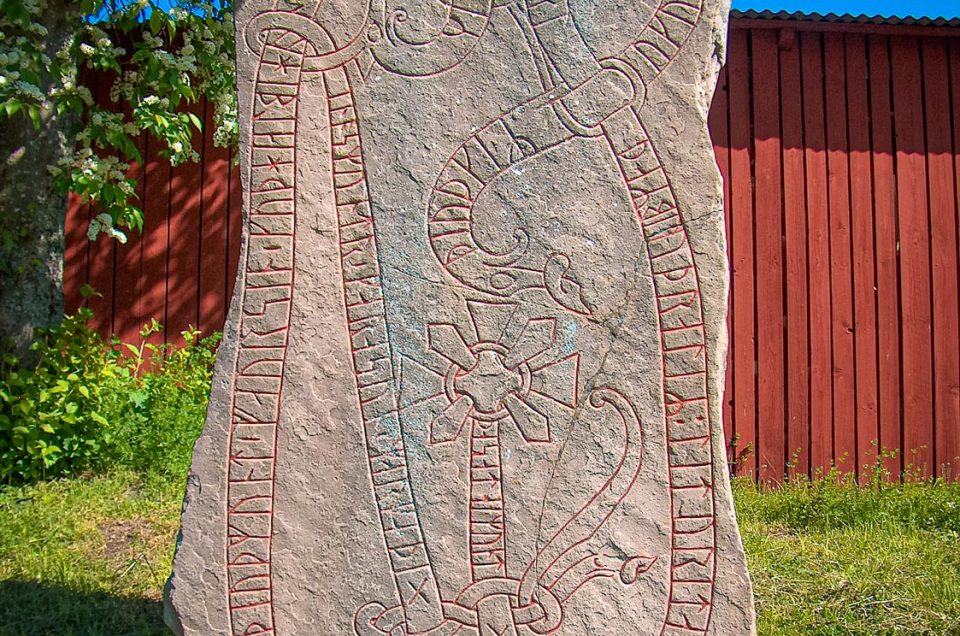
165, 1, 755, 634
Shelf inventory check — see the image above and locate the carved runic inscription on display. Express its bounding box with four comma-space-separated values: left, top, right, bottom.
173, 1, 752, 635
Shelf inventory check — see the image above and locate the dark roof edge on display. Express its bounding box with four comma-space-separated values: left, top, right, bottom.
731, 9, 960, 29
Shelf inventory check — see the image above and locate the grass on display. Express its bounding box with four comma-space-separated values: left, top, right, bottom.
0, 472, 958, 635
737, 476, 960, 635
0, 472, 182, 636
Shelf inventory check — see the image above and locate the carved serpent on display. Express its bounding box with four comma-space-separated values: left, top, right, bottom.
426, 0, 704, 317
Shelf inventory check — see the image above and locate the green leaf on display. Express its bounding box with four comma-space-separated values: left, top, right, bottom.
129, 389, 149, 408
149, 10, 162, 34
80, 284, 102, 299
27, 105, 41, 130
3, 100, 22, 117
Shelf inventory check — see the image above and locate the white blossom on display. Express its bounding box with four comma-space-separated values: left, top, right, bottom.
2, 0, 238, 245
15, 81, 44, 100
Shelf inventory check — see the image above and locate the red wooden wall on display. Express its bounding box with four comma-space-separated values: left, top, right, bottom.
710, 19, 960, 481
65, 18, 960, 481
64, 77, 243, 349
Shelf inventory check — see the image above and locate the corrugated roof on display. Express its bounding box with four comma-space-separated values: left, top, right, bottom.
731, 9, 960, 28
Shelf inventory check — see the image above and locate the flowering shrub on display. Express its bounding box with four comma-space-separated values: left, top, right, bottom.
0, 0, 237, 238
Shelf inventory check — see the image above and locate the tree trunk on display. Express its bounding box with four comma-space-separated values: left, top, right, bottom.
0, 1, 76, 358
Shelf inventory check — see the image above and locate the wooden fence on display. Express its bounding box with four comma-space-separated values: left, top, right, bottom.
64, 17, 960, 481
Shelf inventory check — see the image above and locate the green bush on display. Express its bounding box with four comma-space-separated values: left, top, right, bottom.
0, 309, 120, 481
0, 308, 218, 483
108, 321, 219, 480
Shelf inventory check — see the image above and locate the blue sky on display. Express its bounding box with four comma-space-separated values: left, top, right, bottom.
732, 0, 960, 18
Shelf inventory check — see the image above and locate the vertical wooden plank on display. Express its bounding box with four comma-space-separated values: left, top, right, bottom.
846, 34, 880, 477
823, 32, 856, 474
139, 136, 172, 349
869, 35, 903, 477
892, 36, 934, 477
947, 39, 960, 480
727, 28, 757, 479
112, 131, 147, 346
165, 100, 205, 344
109, 67, 146, 345
198, 98, 232, 337
709, 64, 734, 447
802, 31, 834, 476
226, 146, 243, 313
85, 73, 117, 337
111, 156, 144, 345
85, 227, 116, 338
752, 29, 785, 482
924, 38, 960, 480
63, 71, 97, 315
63, 192, 90, 315
780, 29, 810, 479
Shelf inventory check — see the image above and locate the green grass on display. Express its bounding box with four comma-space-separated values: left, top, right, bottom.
735, 477, 960, 635
0, 473, 958, 635
0, 472, 182, 636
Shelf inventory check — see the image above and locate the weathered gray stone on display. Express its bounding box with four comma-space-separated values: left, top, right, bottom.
165, 1, 755, 634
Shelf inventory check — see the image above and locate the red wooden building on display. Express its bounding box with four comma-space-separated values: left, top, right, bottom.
64, 11, 960, 481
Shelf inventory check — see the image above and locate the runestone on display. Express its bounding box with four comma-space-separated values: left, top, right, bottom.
166, 1, 756, 634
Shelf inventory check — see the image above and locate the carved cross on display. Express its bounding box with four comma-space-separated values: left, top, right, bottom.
400, 301, 580, 582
